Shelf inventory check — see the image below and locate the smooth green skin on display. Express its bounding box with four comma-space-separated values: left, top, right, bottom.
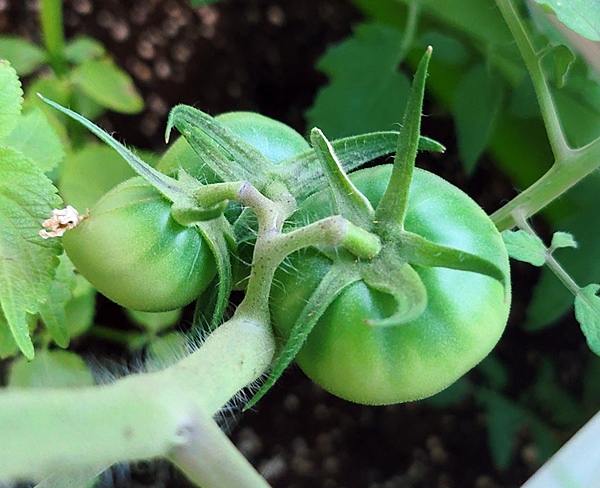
157, 111, 310, 179
62, 177, 217, 312
271, 165, 511, 405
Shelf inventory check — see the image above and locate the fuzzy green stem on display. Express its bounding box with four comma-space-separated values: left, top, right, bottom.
491, 138, 600, 231
40, 0, 67, 77
0, 317, 274, 486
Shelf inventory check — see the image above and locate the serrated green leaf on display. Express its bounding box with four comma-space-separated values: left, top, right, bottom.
38, 253, 76, 348
71, 58, 143, 114
575, 284, 600, 356
453, 63, 504, 174
534, 0, 600, 41
306, 23, 411, 139
1, 106, 65, 172
64, 36, 106, 64
8, 350, 95, 388
0, 60, 23, 139
0, 36, 48, 75
0, 147, 62, 359
501, 229, 547, 266
550, 231, 577, 250
59, 144, 138, 210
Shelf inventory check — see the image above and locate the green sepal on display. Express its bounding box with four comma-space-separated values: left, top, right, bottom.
41, 96, 184, 202
399, 231, 508, 292
171, 200, 228, 225
310, 128, 374, 229
194, 216, 236, 332
359, 249, 427, 327
165, 105, 273, 190
244, 258, 361, 410
280, 130, 445, 203
374, 47, 432, 232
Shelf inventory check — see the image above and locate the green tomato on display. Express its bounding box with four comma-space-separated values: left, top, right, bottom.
62, 177, 217, 312
270, 164, 511, 405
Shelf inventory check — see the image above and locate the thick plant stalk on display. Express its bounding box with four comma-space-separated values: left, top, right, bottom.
0, 316, 275, 486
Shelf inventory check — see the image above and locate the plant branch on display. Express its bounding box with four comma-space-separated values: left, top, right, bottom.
495, 0, 570, 159
40, 0, 67, 77
0, 317, 274, 486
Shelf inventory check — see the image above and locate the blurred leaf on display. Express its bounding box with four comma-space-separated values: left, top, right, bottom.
1, 106, 65, 172
531, 358, 582, 426
0, 36, 47, 76
64, 274, 96, 338
418, 31, 469, 66
550, 44, 576, 88
509, 75, 541, 119
0, 310, 20, 359
8, 349, 95, 388
188, 0, 222, 5
38, 253, 76, 348
59, 144, 138, 210
477, 389, 523, 469
71, 58, 143, 114
550, 231, 577, 250
126, 308, 182, 335
501, 229, 547, 266
0, 60, 23, 139
147, 332, 189, 370
452, 64, 504, 173
552, 59, 600, 148
534, 0, 600, 41
306, 23, 411, 139
0, 147, 62, 359
423, 378, 470, 407
477, 355, 510, 390
64, 36, 106, 64
575, 284, 600, 356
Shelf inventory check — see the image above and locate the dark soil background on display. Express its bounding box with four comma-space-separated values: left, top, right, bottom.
1, 1, 594, 487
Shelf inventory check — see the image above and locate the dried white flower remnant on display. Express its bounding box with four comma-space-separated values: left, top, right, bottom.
39, 206, 86, 239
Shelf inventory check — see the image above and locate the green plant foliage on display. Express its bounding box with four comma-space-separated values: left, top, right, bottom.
64, 36, 106, 64
71, 59, 144, 114
59, 144, 139, 210
0, 106, 64, 172
452, 64, 505, 173
0, 146, 62, 359
502, 229, 547, 266
8, 349, 95, 388
306, 23, 410, 138
37, 253, 77, 348
127, 309, 183, 335
0, 36, 48, 75
0, 61, 23, 138
575, 284, 600, 355
534, 0, 600, 41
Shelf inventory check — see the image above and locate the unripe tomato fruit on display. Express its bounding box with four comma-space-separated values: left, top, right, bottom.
62, 177, 217, 312
270, 165, 511, 405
